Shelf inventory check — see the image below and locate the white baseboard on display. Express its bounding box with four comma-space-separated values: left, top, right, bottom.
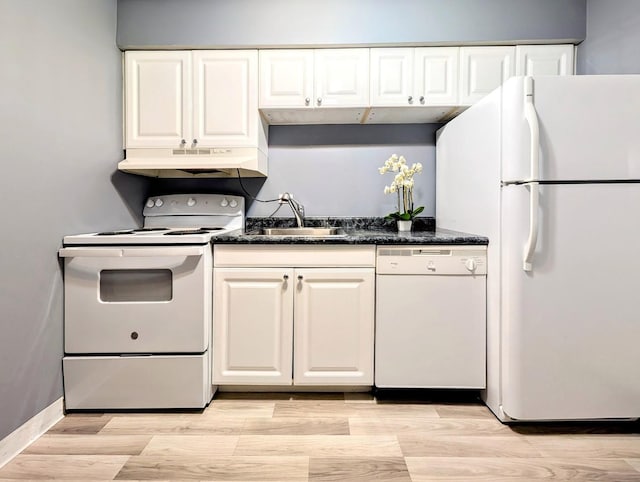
0, 397, 64, 469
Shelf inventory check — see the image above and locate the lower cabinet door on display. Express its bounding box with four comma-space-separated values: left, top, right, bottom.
213, 268, 294, 384
293, 268, 375, 385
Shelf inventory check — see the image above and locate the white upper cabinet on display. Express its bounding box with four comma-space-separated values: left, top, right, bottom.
371, 47, 459, 107
459, 46, 515, 106
259, 48, 369, 124
414, 47, 459, 106
367, 47, 460, 123
515, 44, 575, 76
125, 50, 259, 149
127, 45, 575, 138
370, 48, 414, 106
192, 50, 258, 147
259, 49, 314, 108
314, 49, 370, 107
125, 51, 192, 148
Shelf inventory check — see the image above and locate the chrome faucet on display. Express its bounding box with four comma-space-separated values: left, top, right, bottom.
280, 192, 305, 227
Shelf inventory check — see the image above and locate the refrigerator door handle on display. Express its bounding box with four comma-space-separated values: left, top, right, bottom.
523, 78, 540, 272
522, 182, 539, 271
524, 76, 540, 182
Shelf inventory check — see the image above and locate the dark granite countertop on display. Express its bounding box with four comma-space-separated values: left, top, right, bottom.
212, 217, 488, 245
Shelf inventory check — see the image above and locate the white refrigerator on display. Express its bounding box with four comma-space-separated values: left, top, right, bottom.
436, 75, 640, 421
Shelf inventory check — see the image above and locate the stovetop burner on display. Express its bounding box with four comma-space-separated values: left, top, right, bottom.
96, 230, 135, 236
94, 227, 226, 237
165, 229, 211, 235
132, 227, 169, 232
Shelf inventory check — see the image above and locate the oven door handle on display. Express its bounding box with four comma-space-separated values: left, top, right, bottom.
121, 247, 204, 257
59, 248, 124, 257
58, 246, 205, 258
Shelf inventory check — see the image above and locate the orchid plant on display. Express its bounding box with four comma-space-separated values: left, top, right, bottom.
379, 154, 424, 221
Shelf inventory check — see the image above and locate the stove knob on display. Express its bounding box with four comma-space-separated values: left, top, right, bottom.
465, 258, 477, 272
220, 198, 229, 207
154, 198, 164, 207
187, 197, 196, 207
146, 199, 155, 208
229, 199, 238, 208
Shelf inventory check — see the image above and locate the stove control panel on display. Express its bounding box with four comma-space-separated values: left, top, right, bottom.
143, 194, 245, 217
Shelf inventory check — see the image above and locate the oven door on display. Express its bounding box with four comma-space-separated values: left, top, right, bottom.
59, 245, 211, 354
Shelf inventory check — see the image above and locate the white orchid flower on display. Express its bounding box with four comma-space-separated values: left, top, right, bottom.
379, 154, 424, 220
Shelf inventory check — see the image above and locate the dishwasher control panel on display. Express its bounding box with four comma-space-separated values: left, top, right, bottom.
376, 246, 487, 275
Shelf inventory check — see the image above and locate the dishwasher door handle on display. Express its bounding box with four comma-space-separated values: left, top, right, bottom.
413, 249, 452, 256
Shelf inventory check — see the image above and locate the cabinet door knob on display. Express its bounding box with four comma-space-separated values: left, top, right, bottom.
305, 97, 310, 106
283, 274, 289, 280
317, 97, 322, 106
297, 274, 304, 280
192, 139, 198, 146
408, 95, 413, 104
180, 139, 186, 146
419, 96, 425, 104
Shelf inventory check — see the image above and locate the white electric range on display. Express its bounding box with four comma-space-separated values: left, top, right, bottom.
59, 194, 244, 410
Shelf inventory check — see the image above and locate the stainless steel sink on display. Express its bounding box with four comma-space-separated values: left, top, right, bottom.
259, 227, 346, 236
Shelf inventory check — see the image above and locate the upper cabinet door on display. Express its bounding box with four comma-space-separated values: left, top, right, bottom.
314, 49, 370, 107
515, 45, 575, 76
370, 48, 414, 106
459, 46, 515, 106
414, 47, 459, 106
259, 50, 314, 108
125, 51, 191, 148
192, 50, 258, 147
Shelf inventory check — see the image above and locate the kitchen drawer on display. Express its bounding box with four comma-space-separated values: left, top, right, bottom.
213, 244, 375, 267
63, 354, 211, 410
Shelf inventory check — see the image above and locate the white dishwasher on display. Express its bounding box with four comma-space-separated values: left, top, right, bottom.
375, 245, 487, 389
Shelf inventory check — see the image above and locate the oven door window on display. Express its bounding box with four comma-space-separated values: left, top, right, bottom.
100, 269, 172, 302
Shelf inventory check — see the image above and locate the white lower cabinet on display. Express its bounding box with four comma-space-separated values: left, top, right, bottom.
213, 245, 375, 386
213, 268, 294, 384
293, 268, 374, 385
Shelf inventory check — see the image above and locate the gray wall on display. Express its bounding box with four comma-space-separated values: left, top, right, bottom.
117, 0, 586, 49
0, 1, 147, 440
577, 0, 640, 74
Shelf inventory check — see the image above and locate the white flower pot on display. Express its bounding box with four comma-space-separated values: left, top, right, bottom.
397, 220, 412, 232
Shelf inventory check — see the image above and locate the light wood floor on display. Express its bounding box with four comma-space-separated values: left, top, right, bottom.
2, 391, 640, 481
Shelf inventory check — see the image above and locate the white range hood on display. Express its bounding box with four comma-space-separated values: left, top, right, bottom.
118, 147, 268, 178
